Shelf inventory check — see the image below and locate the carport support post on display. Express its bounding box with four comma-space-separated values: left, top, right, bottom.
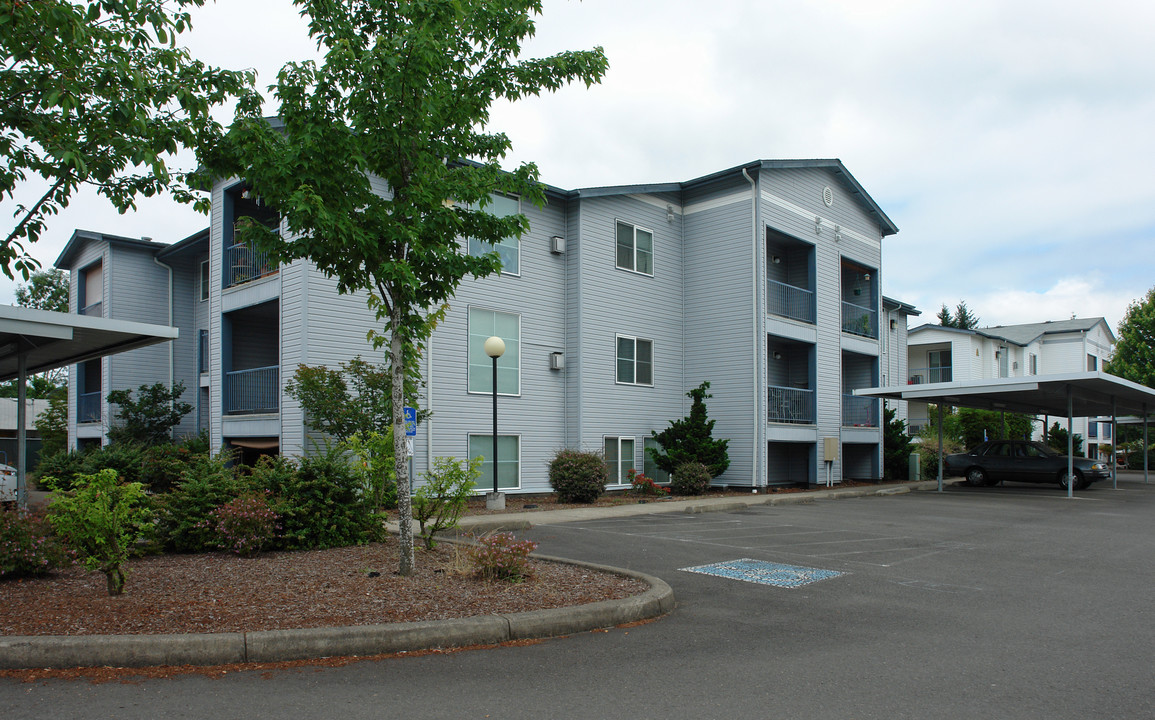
1144, 403, 1149, 485
1112, 396, 1118, 490
16, 345, 27, 510
937, 403, 944, 493
1066, 385, 1074, 499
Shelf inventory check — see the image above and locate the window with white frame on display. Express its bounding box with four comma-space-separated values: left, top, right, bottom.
1087, 354, 1098, 371
615, 221, 653, 275
468, 434, 520, 490
604, 436, 636, 485
643, 437, 670, 484
616, 335, 653, 386
467, 193, 520, 275
468, 308, 520, 395
1029, 353, 1038, 375
200, 260, 209, 301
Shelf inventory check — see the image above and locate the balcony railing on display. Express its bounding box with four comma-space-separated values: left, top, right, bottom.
843, 393, 879, 428
224, 365, 279, 414
78, 391, 101, 423
767, 279, 814, 324
908, 366, 953, 384
768, 385, 815, 424
842, 301, 877, 338
79, 301, 102, 317
225, 239, 278, 288
198, 330, 209, 374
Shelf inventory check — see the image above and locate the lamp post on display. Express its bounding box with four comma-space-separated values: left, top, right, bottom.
484, 335, 506, 510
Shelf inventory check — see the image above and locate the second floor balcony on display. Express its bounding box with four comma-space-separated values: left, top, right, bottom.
842, 394, 879, 428
909, 366, 953, 384
224, 365, 279, 415
78, 391, 101, 423
842, 301, 878, 339
767, 279, 815, 324
225, 236, 278, 289
768, 385, 815, 424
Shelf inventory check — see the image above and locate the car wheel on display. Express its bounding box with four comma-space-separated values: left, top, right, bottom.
966, 467, 990, 487
1058, 470, 1084, 491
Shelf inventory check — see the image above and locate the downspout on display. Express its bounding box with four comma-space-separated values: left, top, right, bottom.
426, 333, 433, 472
153, 255, 175, 438
742, 167, 760, 487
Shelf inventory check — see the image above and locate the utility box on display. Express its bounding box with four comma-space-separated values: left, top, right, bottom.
909, 453, 920, 482
823, 437, 839, 462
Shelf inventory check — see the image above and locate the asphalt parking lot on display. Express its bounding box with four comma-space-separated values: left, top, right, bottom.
5, 476, 1155, 719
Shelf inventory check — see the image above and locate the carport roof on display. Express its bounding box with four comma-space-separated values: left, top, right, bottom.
855, 372, 1155, 419
0, 305, 177, 382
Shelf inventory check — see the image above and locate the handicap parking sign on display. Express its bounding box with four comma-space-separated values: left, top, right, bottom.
404, 406, 417, 437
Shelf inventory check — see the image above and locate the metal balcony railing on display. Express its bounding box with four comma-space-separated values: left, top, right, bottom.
78, 391, 101, 423
198, 330, 209, 374
79, 301, 102, 317
842, 393, 879, 427
225, 236, 278, 288
767, 279, 815, 324
908, 366, 953, 384
224, 365, 279, 414
768, 385, 815, 424
841, 301, 877, 338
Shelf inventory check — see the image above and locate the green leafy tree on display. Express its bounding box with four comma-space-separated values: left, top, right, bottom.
106, 382, 193, 446
204, 0, 607, 575
285, 357, 425, 444
413, 456, 479, 549
956, 408, 1035, 447
1105, 286, 1155, 388
650, 381, 731, 478
882, 405, 913, 481
47, 468, 152, 595
15, 268, 69, 311
0, 0, 252, 278
35, 387, 69, 457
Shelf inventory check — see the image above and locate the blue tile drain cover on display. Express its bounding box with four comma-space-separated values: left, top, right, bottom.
680, 558, 843, 588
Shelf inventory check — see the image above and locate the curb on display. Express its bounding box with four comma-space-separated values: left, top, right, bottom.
0, 560, 673, 670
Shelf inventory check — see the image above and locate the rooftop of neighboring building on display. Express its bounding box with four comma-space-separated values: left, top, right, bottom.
909, 316, 1115, 347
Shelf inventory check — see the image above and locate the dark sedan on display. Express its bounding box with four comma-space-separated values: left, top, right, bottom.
944, 440, 1112, 490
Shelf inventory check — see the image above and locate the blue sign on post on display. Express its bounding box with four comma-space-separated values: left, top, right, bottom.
404, 406, 417, 437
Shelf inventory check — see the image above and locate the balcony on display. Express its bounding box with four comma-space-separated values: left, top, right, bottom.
842, 394, 879, 428
225, 240, 278, 289
224, 365, 279, 415
768, 385, 815, 424
79, 301, 103, 317
78, 391, 101, 423
767, 279, 815, 324
842, 301, 877, 339
908, 366, 952, 384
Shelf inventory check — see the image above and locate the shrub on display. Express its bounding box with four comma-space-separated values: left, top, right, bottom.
47, 469, 152, 595
35, 443, 147, 492
264, 451, 373, 550
548, 449, 608, 503
140, 443, 200, 494
33, 449, 88, 490
470, 532, 537, 582
414, 456, 479, 549
628, 468, 669, 497
343, 430, 398, 511
650, 381, 730, 478
1, 507, 69, 578
155, 450, 249, 553
106, 382, 194, 446
202, 491, 280, 557
671, 461, 712, 496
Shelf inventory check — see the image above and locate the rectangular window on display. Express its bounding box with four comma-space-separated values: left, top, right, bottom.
927, 350, 952, 383
200, 260, 209, 301
1087, 354, 1098, 371
1029, 353, 1038, 375
615, 221, 653, 275
468, 307, 520, 395
1104, 423, 1112, 440
1088, 422, 1098, 439
604, 436, 635, 485
467, 194, 520, 275
616, 335, 653, 386
469, 434, 520, 490
643, 437, 670, 484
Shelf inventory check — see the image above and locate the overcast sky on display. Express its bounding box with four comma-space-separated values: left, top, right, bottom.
3, 0, 1152, 333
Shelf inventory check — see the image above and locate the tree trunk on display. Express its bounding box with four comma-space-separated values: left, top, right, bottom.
391, 305, 415, 575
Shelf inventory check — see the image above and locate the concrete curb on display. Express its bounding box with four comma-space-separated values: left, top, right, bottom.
0, 559, 673, 670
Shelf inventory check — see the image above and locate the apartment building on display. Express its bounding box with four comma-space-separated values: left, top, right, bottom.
57, 159, 915, 489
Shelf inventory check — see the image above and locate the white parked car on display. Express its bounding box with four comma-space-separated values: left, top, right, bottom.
0, 463, 17, 504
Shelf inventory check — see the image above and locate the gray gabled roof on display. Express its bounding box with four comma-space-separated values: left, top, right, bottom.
55, 229, 166, 269
909, 317, 1115, 347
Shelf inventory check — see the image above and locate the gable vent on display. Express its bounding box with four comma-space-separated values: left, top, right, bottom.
822, 186, 834, 207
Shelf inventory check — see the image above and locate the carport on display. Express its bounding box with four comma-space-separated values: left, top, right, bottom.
855, 371, 1155, 497
0, 305, 178, 508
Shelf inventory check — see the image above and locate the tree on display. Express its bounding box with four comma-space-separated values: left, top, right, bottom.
956, 408, 1035, 448
285, 357, 425, 444
937, 300, 979, 329
650, 381, 731, 478
14, 269, 69, 311
1105, 286, 1155, 388
1045, 422, 1084, 456
35, 387, 69, 457
882, 405, 913, 481
204, 0, 607, 575
0, 0, 252, 279
936, 304, 953, 327
106, 382, 193, 446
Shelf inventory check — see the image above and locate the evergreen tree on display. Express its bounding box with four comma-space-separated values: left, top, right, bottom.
882, 405, 913, 481
953, 301, 980, 330
936, 304, 953, 327
1105, 286, 1155, 388
650, 382, 730, 478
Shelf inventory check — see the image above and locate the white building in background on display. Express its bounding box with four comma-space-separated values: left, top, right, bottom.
906, 317, 1116, 454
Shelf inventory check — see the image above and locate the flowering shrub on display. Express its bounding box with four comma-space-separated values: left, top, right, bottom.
203, 491, 280, 557
1, 507, 69, 578
414, 456, 479, 549
671, 461, 712, 496
548, 449, 608, 503
470, 532, 538, 582
628, 468, 670, 497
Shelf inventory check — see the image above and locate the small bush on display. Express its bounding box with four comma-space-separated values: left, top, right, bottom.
36, 443, 147, 492
47, 469, 152, 595
265, 451, 373, 550
628, 468, 670, 497
32, 449, 88, 490
156, 451, 249, 553
414, 456, 479, 549
470, 532, 538, 582
343, 431, 398, 511
548, 449, 608, 503
1, 507, 69, 578
140, 443, 200, 494
671, 461, 712, 496
202, 491, 280, 557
